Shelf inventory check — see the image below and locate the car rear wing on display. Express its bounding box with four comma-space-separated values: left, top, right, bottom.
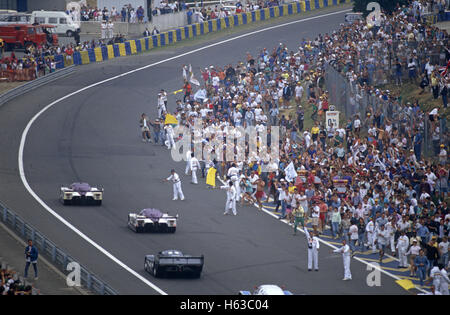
157, 255, 204, 266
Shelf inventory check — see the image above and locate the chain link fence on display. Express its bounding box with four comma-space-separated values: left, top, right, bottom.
324, 62, 448, 158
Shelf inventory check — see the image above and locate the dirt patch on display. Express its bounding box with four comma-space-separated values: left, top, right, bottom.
0, 81, 26, 95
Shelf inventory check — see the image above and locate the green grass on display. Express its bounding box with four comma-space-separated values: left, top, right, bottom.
383, 81, 449, 121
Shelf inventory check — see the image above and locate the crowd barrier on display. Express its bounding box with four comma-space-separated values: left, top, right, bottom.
53, 0, 352, 68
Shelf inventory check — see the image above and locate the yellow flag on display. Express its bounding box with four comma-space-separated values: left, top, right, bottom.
396, 279, 415, 291
164, 113, 178, 125
172, 89, 183, 95
206, 168, 217, 188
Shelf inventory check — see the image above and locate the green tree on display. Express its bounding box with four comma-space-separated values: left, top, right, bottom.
353, 0, 409, 16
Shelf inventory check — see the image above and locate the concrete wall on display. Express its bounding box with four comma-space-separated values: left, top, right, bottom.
81, 10, 187, 35
27, 0, 67, 12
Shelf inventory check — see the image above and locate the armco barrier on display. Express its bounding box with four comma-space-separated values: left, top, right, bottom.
0, 66, 76, 107
0, 202, 117, 295
69, 0, 351, 66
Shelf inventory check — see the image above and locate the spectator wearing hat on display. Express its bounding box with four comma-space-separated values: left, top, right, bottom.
406, 238, 421, 277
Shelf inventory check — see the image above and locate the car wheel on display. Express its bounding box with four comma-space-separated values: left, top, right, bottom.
66, 30, 73, 37
168, 227, 176, 233
152, 265, 160, 278
96, 200, 102, 206
62, 199, 71, 206
193, 271, 201, 279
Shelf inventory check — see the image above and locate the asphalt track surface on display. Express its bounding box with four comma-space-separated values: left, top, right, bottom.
0, 7, 407, 295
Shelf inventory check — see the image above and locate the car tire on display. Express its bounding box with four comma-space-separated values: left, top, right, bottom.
66, 30, 73, 37
152, 265, 161, 278
96, 200, 102, 206
168, 227, 176, 233
62, 199, 71, 206
193, 271, 201, 279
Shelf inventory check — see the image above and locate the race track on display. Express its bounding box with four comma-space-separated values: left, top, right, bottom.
0, 7, 407, 294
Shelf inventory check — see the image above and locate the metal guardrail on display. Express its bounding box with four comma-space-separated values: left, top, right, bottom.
0, 202, 117, 295
0, 65, 77, 108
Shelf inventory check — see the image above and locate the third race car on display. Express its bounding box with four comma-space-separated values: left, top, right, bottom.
144, 250, 204, 278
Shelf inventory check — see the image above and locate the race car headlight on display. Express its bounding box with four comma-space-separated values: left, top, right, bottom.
64, 193, 72, 199
93, 193, 102, 200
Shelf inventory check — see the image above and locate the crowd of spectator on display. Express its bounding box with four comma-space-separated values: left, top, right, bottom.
149, 0, 450, 290
187, 0, 282, 23
0, 268, 34, 295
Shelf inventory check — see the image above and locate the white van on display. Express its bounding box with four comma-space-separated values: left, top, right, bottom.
31, 11, 80, 37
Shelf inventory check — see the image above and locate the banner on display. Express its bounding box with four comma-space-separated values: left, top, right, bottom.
164, 113, 178, 125
194, 89, 207, 101
206, 168, 217, 187
325, 111, 339, 129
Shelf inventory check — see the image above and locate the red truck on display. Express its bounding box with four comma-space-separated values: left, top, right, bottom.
0, 23, 58, 51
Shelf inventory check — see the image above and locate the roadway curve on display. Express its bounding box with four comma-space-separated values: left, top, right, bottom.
0, 7, 406, 294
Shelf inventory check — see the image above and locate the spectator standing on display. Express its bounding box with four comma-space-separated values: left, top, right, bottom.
24, 239, 38, 280
415, 249, 429, 286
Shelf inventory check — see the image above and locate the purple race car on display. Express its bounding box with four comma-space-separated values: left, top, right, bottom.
128, 208, 178, 233
60, 183, 103, 206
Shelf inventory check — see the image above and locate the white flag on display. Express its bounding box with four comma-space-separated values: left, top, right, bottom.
189, 64, 200, 86
284, 162, 297, 182
194, 89, 207, 101
182, 65, 187, 80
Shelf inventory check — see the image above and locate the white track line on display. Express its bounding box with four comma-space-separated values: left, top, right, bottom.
18, 8, 351, 295
217, 177, 426, 293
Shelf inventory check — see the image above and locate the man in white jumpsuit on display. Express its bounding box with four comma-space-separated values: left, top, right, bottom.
365, 217, 376, 253
220, 181, 237, 215
165, 169, 185, 201
396, 231, 409, 268
385, 218, 397, 255
439, 265, 450, 295
164, 124, 175, 149
107, 20, 114, 39
227, 163, 241, 202
101, 21, 107, 40
189, 153, 201, 184
185, 150, 192, 175
429, 264, 441, 292
157, 93, 166, 119
305, 228, 320, 271
333, 239, 352, 280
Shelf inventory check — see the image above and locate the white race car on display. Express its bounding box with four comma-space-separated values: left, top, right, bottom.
60, 183, 103, 206
128, 208, 178, 233
239, 285, 293, 295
